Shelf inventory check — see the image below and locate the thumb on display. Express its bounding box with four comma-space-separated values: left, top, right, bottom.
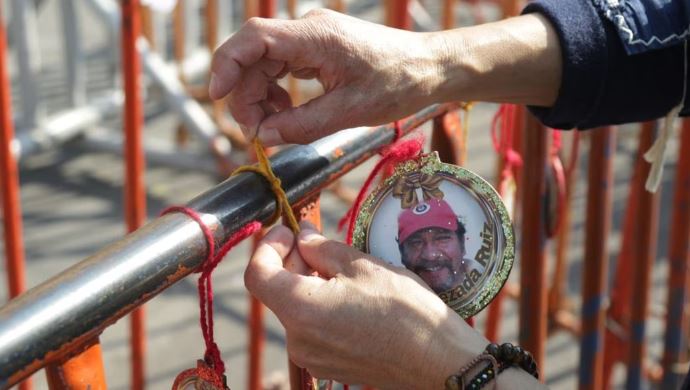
245, 225, 300, 306
297, 226, 365, 278
257, 88, 358, 146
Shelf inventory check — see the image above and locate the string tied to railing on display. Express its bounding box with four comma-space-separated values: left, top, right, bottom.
166, 138, 301, 388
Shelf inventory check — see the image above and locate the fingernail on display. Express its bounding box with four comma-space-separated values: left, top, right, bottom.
299, 227, 322, 242
258, 128, 285, 146
209, 73, 219, 99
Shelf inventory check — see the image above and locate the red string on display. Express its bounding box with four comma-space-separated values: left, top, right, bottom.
338, 135, 424, 244
162, 206, 262, 377
491, 104, 523, 191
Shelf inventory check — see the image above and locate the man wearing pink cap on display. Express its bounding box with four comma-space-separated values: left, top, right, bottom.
397, 198, 485, 294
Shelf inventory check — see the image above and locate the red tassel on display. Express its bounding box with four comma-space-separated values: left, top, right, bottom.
162, 206, 262, 377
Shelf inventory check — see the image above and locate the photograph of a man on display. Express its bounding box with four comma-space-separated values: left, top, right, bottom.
397, 198, 485, 293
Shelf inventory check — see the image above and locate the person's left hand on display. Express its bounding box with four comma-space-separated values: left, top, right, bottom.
244, 223, 487, 389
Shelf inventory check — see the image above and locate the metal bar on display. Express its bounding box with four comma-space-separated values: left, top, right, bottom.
578, 127, 616, 390
484, 105, 524, 342
248, 290, 265, 390
661, 120, 690, 389
249, 6, 278, 390
0, 103, 458, 389
442, 0, 454, 29
259, 0, 277, 19
385, 0, 410, 29
82, 130, 222, 174
121, 1, 148, 389
0, 3, 31, 389
291, 195, 322, 390
247, 4, 278, 390
216, 0, 233, 43
14, 92, 124, 160
184, 0, 201, 59
45, 340, 107, 390
518, 112, 549, 374
626, 122, 660, 390
431, 110, 464, 165
602, 127, 645, 389
60, 0, 86, 107
10, 0, 43, 128
548, 133, 580, 335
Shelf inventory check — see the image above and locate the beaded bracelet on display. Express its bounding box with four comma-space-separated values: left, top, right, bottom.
444, 343, 539, 390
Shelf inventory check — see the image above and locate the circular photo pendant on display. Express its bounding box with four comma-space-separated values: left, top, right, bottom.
352, 152, 514, 318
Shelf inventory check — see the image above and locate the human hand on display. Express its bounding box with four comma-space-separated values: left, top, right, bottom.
210, 9, 448, 146
244, 223, 487, 389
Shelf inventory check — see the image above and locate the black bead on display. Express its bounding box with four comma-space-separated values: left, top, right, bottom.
486, 343, 500, 357
519, 349, 530, 365
513, 346, 524, 362
500, 343, 516, 361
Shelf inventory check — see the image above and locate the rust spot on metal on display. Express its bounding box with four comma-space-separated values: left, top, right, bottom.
333, 147, 344, 158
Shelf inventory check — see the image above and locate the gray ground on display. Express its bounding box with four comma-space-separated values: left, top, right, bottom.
0, 1, 681, 389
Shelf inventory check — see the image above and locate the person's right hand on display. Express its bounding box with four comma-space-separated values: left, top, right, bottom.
245, 223, 488, 389
209, 9, 449, 146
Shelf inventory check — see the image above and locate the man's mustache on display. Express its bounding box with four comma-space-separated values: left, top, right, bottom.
411, 256, 454, 273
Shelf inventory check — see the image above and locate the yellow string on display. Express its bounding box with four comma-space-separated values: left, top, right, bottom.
232, 139, 301, 233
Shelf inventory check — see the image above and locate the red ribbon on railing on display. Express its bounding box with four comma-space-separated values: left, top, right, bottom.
338, 121, 424, 245
162, 206, 262, 381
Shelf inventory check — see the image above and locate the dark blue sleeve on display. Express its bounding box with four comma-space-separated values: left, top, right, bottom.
522, 0, 688, 130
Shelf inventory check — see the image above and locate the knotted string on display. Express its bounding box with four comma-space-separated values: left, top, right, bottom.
234, 139, 301, 232
164, 139, 301, 381
162, 206, 261, 378
338, 121, 424, 244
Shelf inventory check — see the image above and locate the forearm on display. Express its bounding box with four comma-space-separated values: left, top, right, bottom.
425, 13, 562, 107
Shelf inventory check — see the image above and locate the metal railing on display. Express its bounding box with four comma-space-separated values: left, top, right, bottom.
0, 103, 457, 388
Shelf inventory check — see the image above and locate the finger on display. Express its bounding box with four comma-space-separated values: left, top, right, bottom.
297, 227, 359, 278
266, 83, 293, 112
210, 17, 309, 100
226, 59, 286, 138
283, 221, 318, 276
245, 225, 299, 306
257, 88, 359, 146
284, 238, 311, 276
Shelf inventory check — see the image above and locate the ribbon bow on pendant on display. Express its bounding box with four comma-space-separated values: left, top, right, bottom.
392, 172, 445, 209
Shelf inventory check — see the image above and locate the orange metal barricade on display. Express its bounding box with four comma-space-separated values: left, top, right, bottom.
122, 1, 148, 389
626, 122, 662, 389
661, 120, 690, 389
578, 127, 615, 390
0, 2, 31, 389
518, 113, 549, 374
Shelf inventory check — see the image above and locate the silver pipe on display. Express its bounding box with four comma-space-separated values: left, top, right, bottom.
11, 0, 43, 128
60, 0, 86, 107
14, 92, 124, 160
0, 103, 455, 388
82, 129, 220, 174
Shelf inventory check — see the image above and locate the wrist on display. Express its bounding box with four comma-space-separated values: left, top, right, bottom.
415, 311, 488, 389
